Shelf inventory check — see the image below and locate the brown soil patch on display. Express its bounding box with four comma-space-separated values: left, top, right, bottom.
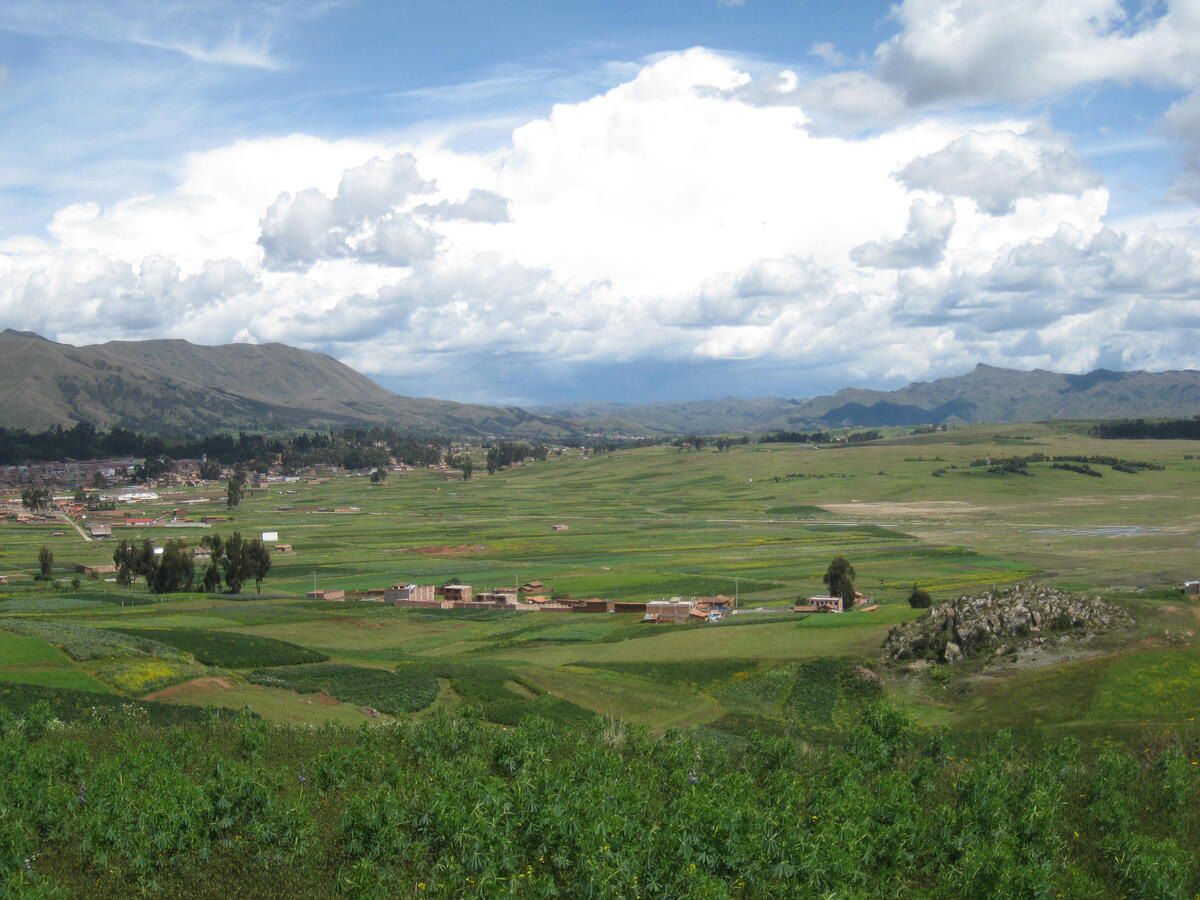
410, 544, 487, 556
146, 676, 234, 701
306, 691, 340, 706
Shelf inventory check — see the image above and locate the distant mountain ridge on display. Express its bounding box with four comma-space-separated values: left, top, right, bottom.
0, 330, 576, 438
2, 330, 1197, 436
543, 364, 1200, 434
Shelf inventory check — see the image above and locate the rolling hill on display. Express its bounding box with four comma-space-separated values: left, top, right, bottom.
0, 330, 576, 438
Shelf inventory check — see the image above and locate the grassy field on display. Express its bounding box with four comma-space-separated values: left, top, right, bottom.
2, 421, 1200, 741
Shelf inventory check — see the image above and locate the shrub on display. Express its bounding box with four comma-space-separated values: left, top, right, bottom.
907, 585, 933, 608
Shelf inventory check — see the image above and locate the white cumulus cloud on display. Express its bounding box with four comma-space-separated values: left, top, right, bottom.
896, 129, 1103, 215
3, 47, 1200, 400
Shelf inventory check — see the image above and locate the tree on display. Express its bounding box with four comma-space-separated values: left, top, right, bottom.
73, 488, 88, 504
460, 456, 474, 481
113, 539, 136, 587
37, 546, 53, 580
200, 533, 225, 561
823, 556, 857, 607
370, 468, 388, 484
226, 469, 247, 508
248, 539, 272, 593
149, 540, 194, 594
202, 562, 222, 593
134, 455, 172, 482
907, 585, 932, 609
199, 460, 222, 480
221, 531, 254, 595
199, 535, 226, 595
21, 487, 51, 513
91, 471, 107, 489
133, 540, 157, 583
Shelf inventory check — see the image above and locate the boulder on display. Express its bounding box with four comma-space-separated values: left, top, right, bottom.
883, 582, 1131, 665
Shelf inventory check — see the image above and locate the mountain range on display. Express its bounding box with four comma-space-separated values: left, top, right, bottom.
2, 330, 1198, 437
549, 365, 1200, 434
0, 330, 575, 438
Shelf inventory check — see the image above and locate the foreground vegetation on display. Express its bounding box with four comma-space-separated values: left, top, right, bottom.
2, 702, 1197, 898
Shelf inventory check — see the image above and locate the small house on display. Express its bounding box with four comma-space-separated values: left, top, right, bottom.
645, 598, 696, 624
443, 584, 473, 603
87, 524, 113, 539
386, 583, 436, 604
552, 524, 569, 532
1185, 580, 1200, 598
273, 544, 294, 554
796, 595, 844, 613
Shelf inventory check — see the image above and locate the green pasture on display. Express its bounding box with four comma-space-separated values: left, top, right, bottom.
3, 421, 1200, 739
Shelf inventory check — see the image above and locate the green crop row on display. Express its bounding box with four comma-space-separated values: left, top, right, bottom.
0, 620, 189, 662
248, 663, 439, 715
111, 628, 328, 669
0, 702, 1197, 897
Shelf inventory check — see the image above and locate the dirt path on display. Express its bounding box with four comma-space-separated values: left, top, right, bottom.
61, 512, 92, 542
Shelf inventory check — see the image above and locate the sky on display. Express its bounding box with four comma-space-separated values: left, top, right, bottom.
2, 1, 1200, 405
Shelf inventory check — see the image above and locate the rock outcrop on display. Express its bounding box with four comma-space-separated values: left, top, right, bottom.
883, 583, 1131, 665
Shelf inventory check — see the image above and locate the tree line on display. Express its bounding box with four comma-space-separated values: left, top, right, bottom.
0, 421, 450, 471
1095, 416, 1200, 440
485, 441, 549, 475
111, 532, 271, 595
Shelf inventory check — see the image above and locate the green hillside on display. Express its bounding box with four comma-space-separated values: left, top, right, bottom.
0, 330, 577, 438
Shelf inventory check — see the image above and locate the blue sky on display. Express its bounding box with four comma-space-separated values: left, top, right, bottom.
2, 1, 1200, 404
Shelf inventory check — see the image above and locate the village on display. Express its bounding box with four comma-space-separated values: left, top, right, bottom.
306, 578, 877, 621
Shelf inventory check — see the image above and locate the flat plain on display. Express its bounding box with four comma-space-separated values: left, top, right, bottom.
3, 420, 1200, 740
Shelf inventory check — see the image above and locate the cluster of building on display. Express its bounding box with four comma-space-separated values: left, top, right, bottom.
0, 457, 142, 488
306, 579, 745, 622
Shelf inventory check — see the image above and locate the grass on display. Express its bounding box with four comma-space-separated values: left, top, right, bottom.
571, 658, 761, 684
110, 627, 329, 668
143, 677, 376, 726
0, 630, 116, 693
